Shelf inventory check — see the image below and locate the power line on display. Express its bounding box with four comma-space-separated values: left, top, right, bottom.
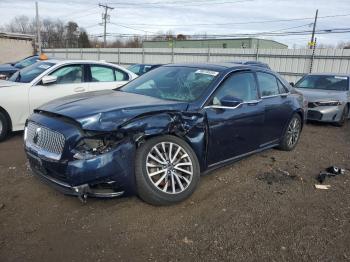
60, 6, 99, 19
109, 22, 156, 34
88, 27, 350, 39
109, 0, 249, 5
83, 23, 102, 29
109, 21, 313, 35
107, 0, 253, 8
117, 12, 350, 27
267, 23, 314, 33
63, 9, 100, 21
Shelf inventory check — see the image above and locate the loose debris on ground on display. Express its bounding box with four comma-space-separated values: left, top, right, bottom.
257, 168, 303, 185
317, 166, 347, 183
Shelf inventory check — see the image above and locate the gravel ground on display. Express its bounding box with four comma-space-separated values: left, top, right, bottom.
0, 122, 349, 262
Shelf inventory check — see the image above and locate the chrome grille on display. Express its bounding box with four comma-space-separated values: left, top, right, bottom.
25, 122, 65, 160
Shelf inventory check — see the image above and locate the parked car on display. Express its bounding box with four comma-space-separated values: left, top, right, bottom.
294, 73, 350, 126
0, 55, 46, 79
0, 59, 137, 140
24, 62, 305, 205
128, 64, 163, 76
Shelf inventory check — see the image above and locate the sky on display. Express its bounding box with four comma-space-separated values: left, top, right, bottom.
0, 0, 349, 48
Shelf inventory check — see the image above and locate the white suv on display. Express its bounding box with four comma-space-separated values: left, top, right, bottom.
0, 59, 137, 140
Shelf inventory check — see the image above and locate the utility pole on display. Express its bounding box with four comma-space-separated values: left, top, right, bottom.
309, 9, 318, 49
35, 1, 41, 54
99, 3, 114, 48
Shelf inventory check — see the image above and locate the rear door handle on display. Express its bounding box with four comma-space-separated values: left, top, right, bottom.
74, 87, 85, 93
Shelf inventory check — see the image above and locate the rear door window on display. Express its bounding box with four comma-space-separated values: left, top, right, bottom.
115, 69, 129, 81
91, 65, 115, 82
256, 72, 279, 97
277, 79, 289, 94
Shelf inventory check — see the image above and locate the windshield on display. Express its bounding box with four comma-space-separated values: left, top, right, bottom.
295, 75, 349, 91
14, 56, 38, 69
9, 61, 55, 83
120, 66, 219, 102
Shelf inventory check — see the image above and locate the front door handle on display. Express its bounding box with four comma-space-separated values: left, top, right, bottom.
246, 99, 261, 106
74, 87, 85, 93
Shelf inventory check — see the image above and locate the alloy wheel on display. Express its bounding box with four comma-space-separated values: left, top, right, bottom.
286, 117, 301, 147
146, 142, 193, 194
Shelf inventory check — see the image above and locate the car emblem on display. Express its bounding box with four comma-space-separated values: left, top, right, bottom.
33, 127, 41, 144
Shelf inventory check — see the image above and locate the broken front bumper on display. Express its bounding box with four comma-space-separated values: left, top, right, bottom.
26, 139, 137, 199
29, 163, 124, 200
307, 105, 343, 122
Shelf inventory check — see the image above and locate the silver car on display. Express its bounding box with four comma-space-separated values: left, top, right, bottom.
294, 74, 350, 126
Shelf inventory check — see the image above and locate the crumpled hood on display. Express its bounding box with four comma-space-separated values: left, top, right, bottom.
296, 88, 348, 102
37, 90, 189, 131
0, 64, 17, 73
0, 80, 23, 88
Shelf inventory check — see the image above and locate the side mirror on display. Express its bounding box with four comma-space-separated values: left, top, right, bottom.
289, 82, 295, 87
42, 75, 57, 85
220, 96, 243, 108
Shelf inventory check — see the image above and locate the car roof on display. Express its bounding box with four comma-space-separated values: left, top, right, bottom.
45, 59, 124, 66
306, 73, 350, 77
132, 64, 163, 66
163, 62, 272, 72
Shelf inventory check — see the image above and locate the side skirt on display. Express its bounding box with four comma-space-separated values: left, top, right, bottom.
203, 143, 280, 175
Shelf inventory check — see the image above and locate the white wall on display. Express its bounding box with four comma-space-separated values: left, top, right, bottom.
44, 48, 350, 83
0, 38, 34, 63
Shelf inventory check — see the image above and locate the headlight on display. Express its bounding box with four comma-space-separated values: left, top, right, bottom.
73, 134, 123, 160
315, 101, 341, 107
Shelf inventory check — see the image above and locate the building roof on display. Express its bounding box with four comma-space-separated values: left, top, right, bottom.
0, 32, 35, 41
143, 38, 288, 48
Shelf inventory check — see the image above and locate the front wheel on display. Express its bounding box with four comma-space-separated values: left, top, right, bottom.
279, 114, 302, 151
0, 112, 9, 142
135, 135, 200, 206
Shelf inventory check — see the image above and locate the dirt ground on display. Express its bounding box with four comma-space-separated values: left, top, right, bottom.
0, 122, 349, 262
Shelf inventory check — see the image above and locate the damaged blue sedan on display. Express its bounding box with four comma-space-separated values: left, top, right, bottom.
24, 63, 305, 205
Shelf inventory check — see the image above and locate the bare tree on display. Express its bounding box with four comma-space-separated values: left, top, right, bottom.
41, 18, 65, 48
3, 15, 90, 48
5, 15, 35, 34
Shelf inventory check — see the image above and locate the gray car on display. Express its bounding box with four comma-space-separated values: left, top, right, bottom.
294, 73, 350, 126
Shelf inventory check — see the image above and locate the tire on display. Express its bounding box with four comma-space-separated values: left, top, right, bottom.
334, 105, 349, 127
135, 135, 200, 206
0, 112, 9, 142
278, 114, 302, 151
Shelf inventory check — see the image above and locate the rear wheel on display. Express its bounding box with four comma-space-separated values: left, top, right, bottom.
334, 105, 349, 127
135, 135, 200, 206
0, 112, 9, 142
279, 114, 302, 151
